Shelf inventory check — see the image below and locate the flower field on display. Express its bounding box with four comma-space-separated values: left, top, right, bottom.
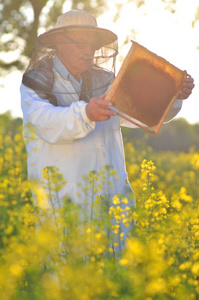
0, 123, 199, 300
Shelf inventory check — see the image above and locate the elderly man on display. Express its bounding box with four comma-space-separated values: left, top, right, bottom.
20, 9, 194, 209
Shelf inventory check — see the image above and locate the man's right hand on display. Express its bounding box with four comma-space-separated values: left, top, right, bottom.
85, 94, 116, 122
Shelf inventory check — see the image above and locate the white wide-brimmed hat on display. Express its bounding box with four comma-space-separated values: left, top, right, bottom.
37, 9, 117, 49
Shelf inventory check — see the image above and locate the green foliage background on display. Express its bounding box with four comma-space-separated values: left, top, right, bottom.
122, 118, 199, 152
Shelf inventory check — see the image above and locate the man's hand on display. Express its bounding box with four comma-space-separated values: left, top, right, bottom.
178, 75, 195, 100
86, 93, 116, 121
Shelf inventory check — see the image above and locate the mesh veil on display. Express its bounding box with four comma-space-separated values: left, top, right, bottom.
22, 38, 118, 105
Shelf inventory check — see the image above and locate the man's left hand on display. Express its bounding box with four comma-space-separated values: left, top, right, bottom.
178, 75, 195, 100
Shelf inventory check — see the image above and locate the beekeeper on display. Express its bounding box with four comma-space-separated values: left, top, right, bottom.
20, 9, 194, 208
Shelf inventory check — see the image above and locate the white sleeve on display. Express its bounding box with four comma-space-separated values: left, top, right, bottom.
20, 84, 95, 144
163, 98, 182, 123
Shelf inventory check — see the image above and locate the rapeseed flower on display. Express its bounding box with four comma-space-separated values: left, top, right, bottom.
0, 127, 199, 299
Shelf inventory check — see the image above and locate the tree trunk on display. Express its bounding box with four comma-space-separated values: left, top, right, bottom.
24, 0, 48, 57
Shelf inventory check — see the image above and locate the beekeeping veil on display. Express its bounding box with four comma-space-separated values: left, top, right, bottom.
22, 9, 118, 105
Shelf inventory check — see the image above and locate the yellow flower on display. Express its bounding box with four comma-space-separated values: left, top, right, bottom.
120, 232, 124, 240
179, 187, 193, 203
32, 184, 50, 209
5, 225, 13, 235
86, 227, 92, 234
191, 262, 199, 276
191, 153, 199, 169
179, 261, 192, 271
95, 196, 100, 204
108, 248, 113, 253
146, 278, 167, 295
161, 208, 167, 214
172, 199, 182, 211
121, 198, 129, 204
10, 263, 23, 277
95, 233, 101, 239
124, 206, 131, 211
119, 258, 129, 266
90, 256, 95, 262
112, 195, 120, 205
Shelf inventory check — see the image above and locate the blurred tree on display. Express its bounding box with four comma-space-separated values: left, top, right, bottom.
0, 0, 106, 73
161, 0, 177, 13
0, 0, 198, 73
161, 0, 199, 24
122, 118, 199, 152
0, 111, 22, 136
193, 5, 199, 28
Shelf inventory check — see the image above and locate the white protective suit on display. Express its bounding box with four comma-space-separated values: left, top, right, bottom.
20, 56, 182, 208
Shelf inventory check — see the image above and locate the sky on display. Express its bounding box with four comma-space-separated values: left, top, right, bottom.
0, 0, 198, 124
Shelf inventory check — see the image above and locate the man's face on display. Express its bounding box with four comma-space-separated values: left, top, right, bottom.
56, 31, 99, 80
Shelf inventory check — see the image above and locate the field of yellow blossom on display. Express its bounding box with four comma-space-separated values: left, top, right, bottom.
0, 122, 198, 300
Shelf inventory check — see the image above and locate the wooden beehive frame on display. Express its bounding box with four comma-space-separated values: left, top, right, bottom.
106, 41, 187, 135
